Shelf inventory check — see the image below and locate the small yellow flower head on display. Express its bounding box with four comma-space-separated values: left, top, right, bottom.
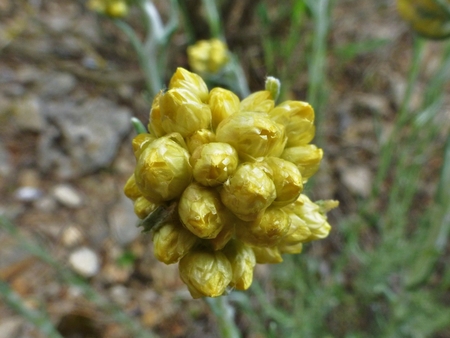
133, 196, 159, 219
281, 145, 323, 181
208, 87, 240, 131
132, 133, 155, 160
190, 142, 239, 187
124, 67, 337, 298
153, 221, 199, 264
216, 112, 287, 161
222, 240, 256, 290
123, 174, 142, 201
187, 39, 230, 74
240, 90, 274, 113
148, 91, 166, 138
134, 133, 192, 202
88, 0, 128, 18
252, 246, 283, 264
169, 67, 209, 103
397, 0, 450, 39
263, 157, 303, 207
159, 88, 212, 137
236, 207, 291, 247
179, 248, 233, 298
220, 162, 276, 221
270, 100, 315, 147
178, 183, 227, 239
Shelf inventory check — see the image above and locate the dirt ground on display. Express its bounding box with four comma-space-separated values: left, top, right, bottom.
0, 0, 448, 337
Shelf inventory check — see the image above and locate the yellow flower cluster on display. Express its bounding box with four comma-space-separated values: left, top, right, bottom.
397, 0, 450, 39
187, 39, 230, 74
124, 67, 337, 298
88, 0, 129, 18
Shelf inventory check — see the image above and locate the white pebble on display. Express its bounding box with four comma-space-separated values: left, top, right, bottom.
69, 247, 100, 277
53, 184, 83, 208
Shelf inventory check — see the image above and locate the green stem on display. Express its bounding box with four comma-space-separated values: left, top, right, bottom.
205, 296, 241, 338
201, 0, 223, 39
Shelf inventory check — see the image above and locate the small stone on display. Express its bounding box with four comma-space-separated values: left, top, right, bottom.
53, 184, 83, 208
341, 166, 373, 197
0, 317, 23, 338
12, 95, 45, 132
69, 247, 100, 277
39, 72, 77, 98
62, 226, 83, 247
14, 187, 43, 202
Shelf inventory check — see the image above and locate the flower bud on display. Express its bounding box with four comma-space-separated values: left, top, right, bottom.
132, 133, 155, 160
220, 162, 276, 221
263, 157, 303, 207
191, 142, 239, 187
281, 145, 323, 180
187, 39, 229, 74
123, 174, 142, 201
269, 100, 315, 147
186, 129, 216, 154
207, 220, 235, 251
148, 91, 166, 138
216, 112, 287, 161
276, 209, 311, 253
152, 221, 198, 264
294, 194, 328, 229
252, 246, 283, 264
208, 87, 240, 131
134, 133, 192, 202
168, 67, 209, 102
105, 0, 128, 18
236, 207, 291, 247
240, 90, 274, 113
222, 240, 256, 290
133, 196, 159, 219
179, 249, 232, 298
178, 183, 227, 239
278, 242, 303, 255
305, 222, 331, 242
160, 88, 212, 137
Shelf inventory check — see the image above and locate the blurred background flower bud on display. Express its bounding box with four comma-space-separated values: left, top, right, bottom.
169, 67, 209, 102
263, 157, 303, 207
216, 112, 287, 161
220, 162, 276, 221
240, 90, 274, 113
88, 0, 129, 18
179, 249, 232, 298
152, 221, 199, 264
187, 39, 230, 74
160, 88, 212, 137
208, 87, 240, 131
222, 240, 256, 290
134, 134, 192, 202
281, 144, 323, 181
269, 100, 315, 147
190, 142, 239, 187
178, 183, 227, 239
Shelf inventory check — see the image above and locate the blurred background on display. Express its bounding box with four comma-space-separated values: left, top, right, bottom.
1, 0, 450, 337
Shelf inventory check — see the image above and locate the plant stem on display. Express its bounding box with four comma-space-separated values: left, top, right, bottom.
205, 296, 241, 338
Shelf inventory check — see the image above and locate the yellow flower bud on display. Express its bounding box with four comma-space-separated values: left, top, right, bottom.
134, 133, 192, 202
281, 145, 323, 181
263, 157, 303, 207
179, 248, 232, 298
178, 183, 228, 239
208, 87, 240, 131
207, 220, 235, 251
168, 67, 209, 103
159, 88, 212, 137
278, 242, 303, 255
240, 90, 274, 113
133, 196, 159, 219
191, 142, 239, 187
276, 209, 311, 252
236, 207, 291, 247
105, 0, 128, 18
216, 112, 287, 161
148, 91, 165, 138
252, 246, 283, 264
123, 174, 142, 201
152, 221, 199, 264
186, 129, 216, 154
132, 133, 155, 160
294, 194, 328, 229
270, 100, 315, 147
222, 240, 256, 290
305, 222, 331, 242
187, 39, 229, 74
220, 162, 276, 221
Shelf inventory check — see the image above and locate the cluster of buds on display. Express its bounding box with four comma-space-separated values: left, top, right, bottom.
187, 39, 230, 74
124, 67, 337, 298
88, 0, 129, 18
397, 0, 450, 39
